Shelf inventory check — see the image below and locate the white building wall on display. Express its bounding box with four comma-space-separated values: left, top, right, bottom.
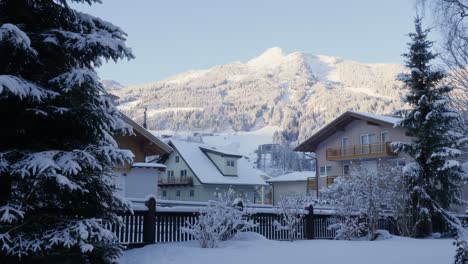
271, 181, 308, 205
124, 167, 160, 198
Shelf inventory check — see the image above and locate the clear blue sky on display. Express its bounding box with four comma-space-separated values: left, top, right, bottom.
76, 0, 421, 85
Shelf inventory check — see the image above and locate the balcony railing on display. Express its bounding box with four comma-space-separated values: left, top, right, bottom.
326, 175, 351, 187
326, 142, 395, 161
307, 177, 316, 190
158, 177, 193, 187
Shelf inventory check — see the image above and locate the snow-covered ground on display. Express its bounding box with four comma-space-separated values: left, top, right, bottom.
120, 232, 455, 264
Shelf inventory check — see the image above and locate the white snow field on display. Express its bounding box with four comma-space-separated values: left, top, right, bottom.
119, 232, 455, 264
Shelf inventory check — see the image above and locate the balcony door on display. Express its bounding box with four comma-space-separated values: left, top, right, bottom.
341, 137, 350, 156
360, 133, 376, 154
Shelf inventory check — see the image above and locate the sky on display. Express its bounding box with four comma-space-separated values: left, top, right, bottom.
76, 0, 422, 85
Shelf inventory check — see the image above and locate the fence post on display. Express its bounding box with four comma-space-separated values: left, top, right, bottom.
143, 197, 156, 244
305, 205, 314, 239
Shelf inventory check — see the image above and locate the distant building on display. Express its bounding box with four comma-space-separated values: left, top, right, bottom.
266, 171, 315, 205
159, 140, 268, 203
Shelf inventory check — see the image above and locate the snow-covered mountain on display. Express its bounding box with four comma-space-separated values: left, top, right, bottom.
112, 47, 406, 143
101, 79, 125, 91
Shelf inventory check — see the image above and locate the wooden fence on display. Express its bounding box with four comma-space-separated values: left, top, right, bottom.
112, 197, 444, 247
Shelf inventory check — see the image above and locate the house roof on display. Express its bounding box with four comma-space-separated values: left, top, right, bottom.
266, 171, 315, 183
294, 111, 402, 152
169, 140, 268, 186
119, 114, 173, 155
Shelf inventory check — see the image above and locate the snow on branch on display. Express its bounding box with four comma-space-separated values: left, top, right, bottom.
0, 75, 57, 102
7, 149, 124, 191
0, 24, 37, 55
0, 204, 25, 224
44, 29, 133, 65
77, 12, 126, 40
1, 218, 118, 257
49, 68, 101, 92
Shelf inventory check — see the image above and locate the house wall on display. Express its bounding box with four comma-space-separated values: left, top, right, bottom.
125, 167, 160, 198
159, 184, 261, 203
314, 119, 412, 190
271, 181, 308, 205
163, 150, 201, 186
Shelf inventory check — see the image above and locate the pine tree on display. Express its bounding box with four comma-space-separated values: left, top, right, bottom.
394, 17, 468, 237
0, 1, 134, 263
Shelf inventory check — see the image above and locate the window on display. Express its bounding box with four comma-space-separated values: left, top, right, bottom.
180, 170, 187, 177
162, 190, 167, 197
190, 190, 195, 197
319, 165, 332, 176
167, 170, 174, 177
176, 190, 181, 197
343, 164, 350, 175
360, 133, 376, 144
175, 155, 180, 163
226, 160, 235, 167
381, 131, 390, 142
341, 137, 349, 146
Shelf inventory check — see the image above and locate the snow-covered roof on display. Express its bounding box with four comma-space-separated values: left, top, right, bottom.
132, 162, 166, 169
199, 145, 243, 157
169, 140, 267, 186
266, 171, 315, 183
348, 111, 401, 125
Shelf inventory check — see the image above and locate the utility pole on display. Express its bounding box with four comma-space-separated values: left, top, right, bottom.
143, 106, 148, 129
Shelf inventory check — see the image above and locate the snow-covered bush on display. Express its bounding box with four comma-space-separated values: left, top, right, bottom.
182, 189, 256, 248
274, 196, 307, 241
328, 216, 367, 241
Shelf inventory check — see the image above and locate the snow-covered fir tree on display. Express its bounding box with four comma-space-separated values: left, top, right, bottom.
394, 17, 468, 237
0, 1, 134, 262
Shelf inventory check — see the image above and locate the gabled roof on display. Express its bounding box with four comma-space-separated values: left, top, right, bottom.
119, 114, 173, 155
294, 111, 402, 152
266, 171, 315, 183
169, 140, 267, 186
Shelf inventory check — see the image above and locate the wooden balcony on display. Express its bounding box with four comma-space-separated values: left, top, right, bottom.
326, 142, 395, 161
158, 177, 193, 187
326, 175, 351, 187
307, 177, 317, 190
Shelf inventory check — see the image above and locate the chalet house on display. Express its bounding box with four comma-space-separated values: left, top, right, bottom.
159, 140, 268, 203
266, 171, 315, 205
113, 114, 172, 199
294, 111, 411, 197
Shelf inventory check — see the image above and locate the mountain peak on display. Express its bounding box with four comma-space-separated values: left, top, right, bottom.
247, 47, 286, 69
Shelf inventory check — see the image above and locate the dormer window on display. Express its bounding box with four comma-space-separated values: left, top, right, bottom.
226, 159, 235, 167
